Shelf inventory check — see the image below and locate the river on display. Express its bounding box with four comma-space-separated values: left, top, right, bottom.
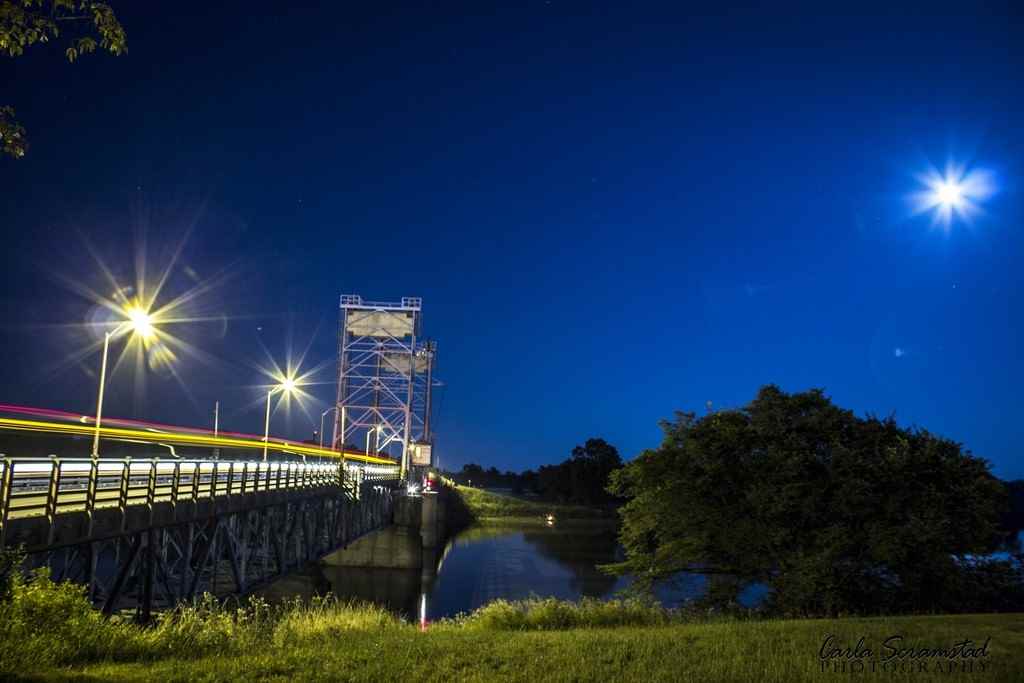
261, 521, 765, 622
261, 523, 1024, 621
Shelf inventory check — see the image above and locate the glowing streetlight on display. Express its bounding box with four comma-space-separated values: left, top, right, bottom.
91, 303, 158, 459
126, 305, 155, 341
263, 376, 297, 461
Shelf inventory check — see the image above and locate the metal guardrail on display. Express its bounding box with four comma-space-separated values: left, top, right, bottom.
0, 457, 400, 546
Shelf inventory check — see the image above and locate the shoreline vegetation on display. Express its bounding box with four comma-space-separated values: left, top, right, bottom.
1, 568, 1022, 682
3, 487, 1020, 680
453, 485, 617, 524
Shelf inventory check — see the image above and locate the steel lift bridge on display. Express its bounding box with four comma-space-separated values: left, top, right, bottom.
330, 295, 439, 481
0, 295, 439, 619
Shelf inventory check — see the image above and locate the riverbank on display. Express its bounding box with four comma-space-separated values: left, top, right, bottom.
3, 587, 1021, 682
454, 485, 616, 523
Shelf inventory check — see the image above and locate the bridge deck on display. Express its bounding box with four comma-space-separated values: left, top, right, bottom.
0, 457, 396, 550
0, 456, 401, 617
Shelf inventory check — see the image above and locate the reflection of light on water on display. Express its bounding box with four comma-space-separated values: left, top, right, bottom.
316, 523, 771, 623
432, 535, 456, 575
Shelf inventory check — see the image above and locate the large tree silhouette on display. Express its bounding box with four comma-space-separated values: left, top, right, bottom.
608, 385, 1015, 615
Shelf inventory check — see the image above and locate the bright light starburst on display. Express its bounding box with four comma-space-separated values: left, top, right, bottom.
933, 180, 964, 209
42, 226, 233, 412
124, 304, 156, 341
909, 162, 997, 230
252, 328, 334, 436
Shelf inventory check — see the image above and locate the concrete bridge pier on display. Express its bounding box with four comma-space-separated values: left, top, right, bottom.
421, 490, 443, 548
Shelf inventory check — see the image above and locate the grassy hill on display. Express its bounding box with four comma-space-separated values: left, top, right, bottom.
453, 485, 615, 523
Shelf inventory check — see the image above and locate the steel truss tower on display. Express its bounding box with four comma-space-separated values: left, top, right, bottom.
331, 295, 436, 479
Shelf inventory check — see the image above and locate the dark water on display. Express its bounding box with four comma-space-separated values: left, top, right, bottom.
262, 522, 765, 621
260, 525, 1024, 621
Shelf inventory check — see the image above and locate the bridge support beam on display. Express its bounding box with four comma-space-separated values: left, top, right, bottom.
16, 482, 396, 618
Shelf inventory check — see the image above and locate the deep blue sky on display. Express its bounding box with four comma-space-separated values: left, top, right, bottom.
1, 2, 1022, 477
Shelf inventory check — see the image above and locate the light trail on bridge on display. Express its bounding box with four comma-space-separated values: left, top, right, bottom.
0, 403, 326, 446
0, 404, 397, 466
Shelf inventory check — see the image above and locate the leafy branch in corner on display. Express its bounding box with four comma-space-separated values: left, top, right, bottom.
0, 1, 126, 158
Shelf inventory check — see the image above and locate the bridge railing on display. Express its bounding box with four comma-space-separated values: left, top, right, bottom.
0, 457, 399, 543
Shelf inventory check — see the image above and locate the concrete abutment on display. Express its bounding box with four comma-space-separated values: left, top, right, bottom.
322, 487, 455, 571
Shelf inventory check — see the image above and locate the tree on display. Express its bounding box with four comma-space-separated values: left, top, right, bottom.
452, 462, 485, 486
537, 438, 622, 505
1002, 480, 1024, 535
568, 438, 622, 504
1, 1, 126, 158
607, 385, 1009, 616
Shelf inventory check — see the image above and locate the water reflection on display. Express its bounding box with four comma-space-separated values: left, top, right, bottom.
261, 522, 741, 621
998, 529, 1024, 555
520, 525, 621, 597
260, 524, 1019, 620
320, 566, 423, 617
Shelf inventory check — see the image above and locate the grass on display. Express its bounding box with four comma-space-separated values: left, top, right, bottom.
3, 571, 1023, 682
453, 485, 615, 522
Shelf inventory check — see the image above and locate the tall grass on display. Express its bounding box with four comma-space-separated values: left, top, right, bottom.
3, 569, 1023, 681
0, 568, 400, 676
0, 573, 699, 675
451, 596, 679, 630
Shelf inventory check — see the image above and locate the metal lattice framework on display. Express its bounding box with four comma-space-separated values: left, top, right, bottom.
0, 457, 398, 618
331, 296, 437, 478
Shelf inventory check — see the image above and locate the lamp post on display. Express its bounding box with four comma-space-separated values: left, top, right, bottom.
263, 377, 296, 461
91, 305, 156, 460
365, 423, 384, 455
212, 400, 220, 460
319, 407, 337, 449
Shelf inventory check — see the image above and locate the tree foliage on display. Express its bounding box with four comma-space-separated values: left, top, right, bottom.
1001, 479, 1024, 536
1, 1, 126, 158
449, 438, 623, 506
608, 385, 1013, 616
537, 438, 622, 505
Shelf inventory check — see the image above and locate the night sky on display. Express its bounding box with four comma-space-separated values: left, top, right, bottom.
1, 3, 1022, 477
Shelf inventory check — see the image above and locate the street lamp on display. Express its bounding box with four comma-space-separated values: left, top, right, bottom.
263, 376, 296, 461
91, 304, 157, 460
319, 406, 337, 449
366, 423, 384, 455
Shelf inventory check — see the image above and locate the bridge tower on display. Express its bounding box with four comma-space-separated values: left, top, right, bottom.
331, 295, 436, 480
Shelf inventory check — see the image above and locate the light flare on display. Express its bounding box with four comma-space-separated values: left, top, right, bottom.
933, 180, 964, 209
38, 227, 234, 412
248, 326, 335, 433
124, 303, 155, 341
909, 161, 997, 230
